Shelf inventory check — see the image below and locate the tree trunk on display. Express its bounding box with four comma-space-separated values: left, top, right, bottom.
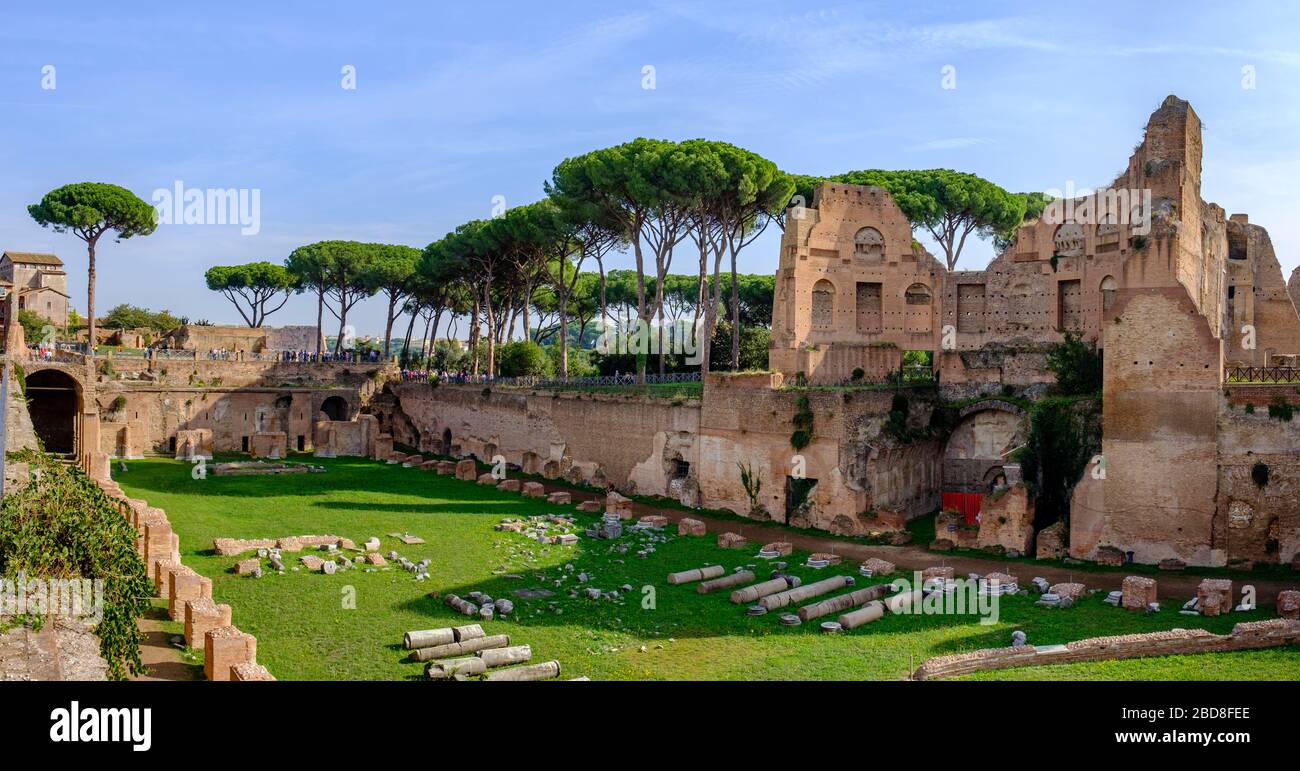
383, 294, 397, 358
315, 289, 324, 356
730, 251, 740, 370
469, 299, 480, 379
85, 238, 98, 354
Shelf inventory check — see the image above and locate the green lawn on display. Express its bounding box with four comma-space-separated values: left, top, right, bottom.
115, 456, 1300, 681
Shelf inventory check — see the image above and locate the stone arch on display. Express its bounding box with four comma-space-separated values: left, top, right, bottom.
943, 402, 1027, 497
1052, 223, 1085, 258
854, 227, 885, 262
320, 395, 348, 422
1096, 214, 1120, 253
24, 367, 83, 455
1100, 275, 1118, 314
810, 279, 835, 328
904, 283, 932, 305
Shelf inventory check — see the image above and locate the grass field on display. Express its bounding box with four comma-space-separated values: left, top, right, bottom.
115, 455, 1300, 681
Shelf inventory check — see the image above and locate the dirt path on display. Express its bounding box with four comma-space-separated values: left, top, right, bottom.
547, 483, 1300, 603
131, 603, 203, 681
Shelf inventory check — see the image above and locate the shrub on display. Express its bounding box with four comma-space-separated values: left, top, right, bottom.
1267, 396, 1294, 422
790, 395, 814, 450
1045, 331, 1102, 395
851, 367, 865, 382
0, 451, 152, 679
497, 340, 551, 378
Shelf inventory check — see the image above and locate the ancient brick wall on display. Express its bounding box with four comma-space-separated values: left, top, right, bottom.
1215, 408, 1300, 565
1075, 288, 1222, 565
913, 620, 1300, 680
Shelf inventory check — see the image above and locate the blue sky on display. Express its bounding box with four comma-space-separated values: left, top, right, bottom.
2, 0, 1299, 336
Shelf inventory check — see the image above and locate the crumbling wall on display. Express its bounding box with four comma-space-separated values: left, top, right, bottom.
1216, 407, 1300, 565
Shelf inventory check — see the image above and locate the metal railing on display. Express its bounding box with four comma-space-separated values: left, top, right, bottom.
1226, 365, 1300, 384
401, 371, 704, 388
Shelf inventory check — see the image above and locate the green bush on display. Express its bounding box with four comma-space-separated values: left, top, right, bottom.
0, 451, 152, 679
497, 340, 552, 377
1046, 331, 1103, 395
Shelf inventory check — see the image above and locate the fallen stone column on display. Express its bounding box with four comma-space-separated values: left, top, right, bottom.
666, 565, 725, 585
483, 660, 562, 682
838, 600, 886, 629
426, 656, 487, 680
797, 583, 890, 622
759, 575, 851, 611
884, 588, 924, 614
453, 623, 485, 642
730, 576, 799, 604
478, 644, 532, 668
409, 634, 511, 662
696, 570, 755, 594
404, 628, 455, 650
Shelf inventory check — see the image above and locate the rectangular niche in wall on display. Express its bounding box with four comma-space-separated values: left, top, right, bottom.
957, 284, 986, 333
1058, 279, 1082, 332
856, 282, 882, 333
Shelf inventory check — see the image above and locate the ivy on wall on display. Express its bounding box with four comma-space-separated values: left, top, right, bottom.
0, 450, 152, 679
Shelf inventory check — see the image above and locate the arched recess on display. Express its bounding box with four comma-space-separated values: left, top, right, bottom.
810, 279, 835, 328
25, 368, 83, 455
854, 227, 885, 263
941, 402, 1027, 521
320, 395, 349, 422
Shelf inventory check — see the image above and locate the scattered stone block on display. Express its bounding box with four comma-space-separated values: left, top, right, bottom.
717, 532, 747, 549
455, 459, 478, 481
476, 473, 496, 485
758, 541, 792, 557
921, 566, 955, 582
1158, 558, 1187, 571
1278, 590, 1300, 620
365, 553, 387, 567
984, 572, 1020, 594
364, 537, 380, 552
806, 552, 842, 567
547, 491, 572, 505
1121, 576, 1158, 610
677, 518, 706, 536
605, 491, 634, 520
168, 567, 212, 621
184, 597, 232, 648
929, 539, 955, 552
639, 515, 669, 528
436, 460, 456, 475
859, 558, 895, 577
300, 555, 325, 571
575, 499, 602, 513
1049, 582, 1086, 601
497, 479, 521, 492
231, 663, 276, 681
204, 625, 257, 682
234, 558, 260, 576
1095, 545, 1126, 567
522, 481, 546, 498
1034, 521, 1067, 560
1197, 579, 1233, 617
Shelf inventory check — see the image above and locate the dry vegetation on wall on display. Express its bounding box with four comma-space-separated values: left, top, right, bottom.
0, 450, 153, 679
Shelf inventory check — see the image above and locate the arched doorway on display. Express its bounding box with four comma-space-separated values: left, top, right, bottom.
442, 428, 453, 455
25, 369, 82, 455
942, 402, 1027, 523
320, 395, 348, 422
